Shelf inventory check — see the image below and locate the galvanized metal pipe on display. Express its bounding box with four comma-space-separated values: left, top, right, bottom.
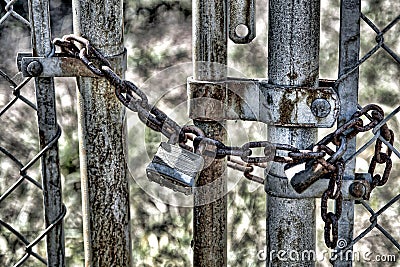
266, 0, 320, 266
192, 0, 228, 265
73, 1, 132, 266
334, 0, 361, 266
28, 0, 65, 266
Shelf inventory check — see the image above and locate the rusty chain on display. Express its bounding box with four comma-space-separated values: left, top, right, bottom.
307, 104, 394, 248
52, 35, 394, 249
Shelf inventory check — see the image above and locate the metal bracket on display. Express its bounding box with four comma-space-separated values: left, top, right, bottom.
265, 172, 372, 200
229, 0, 256, 44
17, 49, 127, 77
188, 77, 339, 127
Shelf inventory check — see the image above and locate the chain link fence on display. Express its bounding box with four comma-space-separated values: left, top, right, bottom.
331, 8, 400, 265
0, 1, 65, 266
0, 0, 399, 266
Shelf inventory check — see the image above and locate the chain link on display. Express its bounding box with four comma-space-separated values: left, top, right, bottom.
52, 35, 394, 249
369, 126, 394, 189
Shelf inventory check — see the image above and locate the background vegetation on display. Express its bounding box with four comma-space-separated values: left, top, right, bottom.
0, 0, 399, 266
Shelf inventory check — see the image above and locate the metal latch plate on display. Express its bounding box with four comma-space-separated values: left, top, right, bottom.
18, 50, 127, 77
188, 77, 339, 127
265, 172, 372, 200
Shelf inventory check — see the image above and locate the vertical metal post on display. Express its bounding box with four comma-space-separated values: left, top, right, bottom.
28, 1, 65, 266
192, 0, 227, 265
266, 0, 320, 266
73, 1, 132, 266
334, 0, 361, 266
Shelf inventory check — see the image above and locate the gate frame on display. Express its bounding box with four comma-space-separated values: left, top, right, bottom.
28, 0, 65, 266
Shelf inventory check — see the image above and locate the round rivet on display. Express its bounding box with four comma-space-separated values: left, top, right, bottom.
349, 182, 366, 198
235, 24, 249, 38
311, 98, 331, 118
26, 60, 43, 77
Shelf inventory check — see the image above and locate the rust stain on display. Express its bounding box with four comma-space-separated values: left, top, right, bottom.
305, 89, 333, 107
286, 71, 298, 81
279, 89, 296, 125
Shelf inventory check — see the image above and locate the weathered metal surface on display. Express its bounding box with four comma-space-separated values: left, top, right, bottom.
146, 142, 204, 195
188, 77, 339, 127
311, 98, 331, 118
259, 82, 338, 127
192, 0, 228, 265
192, 121, 227, 267
266, 0, 320, 266
266, 173, 371, 200
188, 78, 226, 120
348, 181, 366, 198
228, 0, 256, 43
73, 1, 132, 266
266, 129, 317, 266
26, 60, 43, 76
334, 0, 361, 265
28, 0, 65, 266
19, 51, 127, 77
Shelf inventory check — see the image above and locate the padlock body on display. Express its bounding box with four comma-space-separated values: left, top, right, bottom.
146, 142, 204, 195
290, 160, 330, 193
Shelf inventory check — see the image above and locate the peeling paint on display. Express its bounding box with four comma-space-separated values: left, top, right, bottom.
278, 89, 297, 125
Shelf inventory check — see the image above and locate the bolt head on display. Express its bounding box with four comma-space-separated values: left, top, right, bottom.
349, 182, 366, 198
26, 60, 43, 77
311, 98, 331, 118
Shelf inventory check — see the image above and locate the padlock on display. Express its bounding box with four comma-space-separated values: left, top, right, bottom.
290, 135, 348, 194
146, 142, 204, 195
290, 160, 331, 194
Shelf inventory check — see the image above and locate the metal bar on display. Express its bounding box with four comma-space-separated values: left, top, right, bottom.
19, 52, 127, 78
334, 1, 361, 266
73, 1, 132, 266
228, 0, 256, 43
188, 77, 339, 126
192, 0, 228, 265
27, 0, 65, 266
266, 0, 320, 266
266, 176, 371, 200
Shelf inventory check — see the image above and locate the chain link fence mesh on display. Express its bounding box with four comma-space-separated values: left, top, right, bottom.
0, 1, 65, 266
331, 10, 400, 265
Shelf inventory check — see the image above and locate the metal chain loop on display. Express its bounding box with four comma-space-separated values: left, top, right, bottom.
320, 159, 344, 248
52, 35, 395, 249
241, 141, 275, 163
369, 128, 394, 188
